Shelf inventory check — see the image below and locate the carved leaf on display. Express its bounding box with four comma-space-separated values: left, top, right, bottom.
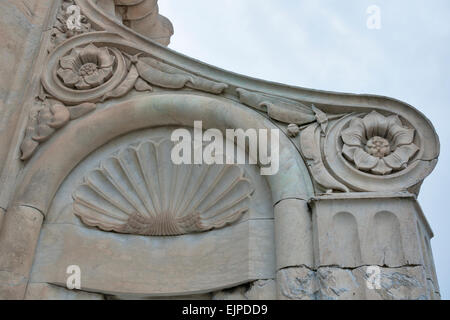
263, 101, 316, 124
186, 77, 228, 95
72, 139, 254, 236
20, 137, 39, 161
236, 88, 315, 125
20, 101, 96, 161
312, 105, 328, 132
134, 78, 153, 92
47, 104, 70, 129
136, 59, 192, 89
101, 64, 139, 101
135, 58, 227, 94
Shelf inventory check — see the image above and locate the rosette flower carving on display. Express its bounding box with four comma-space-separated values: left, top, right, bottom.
57, 44, 115, 90
341, 111, 419, 175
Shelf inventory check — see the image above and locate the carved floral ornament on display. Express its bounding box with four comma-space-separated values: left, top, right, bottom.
341, 111, 419, 175
50, 41, 228, 102
57, 44, 115, 90
21, 38, 229, 160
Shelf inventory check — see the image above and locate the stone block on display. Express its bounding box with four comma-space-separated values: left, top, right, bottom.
311, 194, 428, 268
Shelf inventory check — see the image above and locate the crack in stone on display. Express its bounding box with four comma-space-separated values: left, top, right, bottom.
279, 263, 424, 273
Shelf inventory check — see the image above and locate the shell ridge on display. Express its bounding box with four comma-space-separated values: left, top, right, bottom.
172, 164, 193, 218
188, 165, 229, 214
80, 217, 123, 232
136, 141, 162, 215
167, 158, 179, 216
73, 201, 128, 232
176, 164, 211, 216
101, 158, 147, 217
201, 193, 251, 222
83, 174, 135, 216
154, 140, 167, 214
117, 148, 155, 219
197, 169, 248, 213
73, 192, 129, 222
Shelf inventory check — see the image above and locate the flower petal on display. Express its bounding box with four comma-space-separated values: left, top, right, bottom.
371, 159, 393, 175
60, 50, 83, 70
342, 145, 359, 162
57, 68, 80, 87
363, 111, 388, 138
388, 124, 415, 149
98, 66, 113, 82
75, 78, 91, 90
354, 148, 378, 170
383, 144, 419, 170
97, 47, 115, 68
83, 70, 103, 87
79, 43, 99, 65
341, 118, 366, 147
386, 115, 403, 128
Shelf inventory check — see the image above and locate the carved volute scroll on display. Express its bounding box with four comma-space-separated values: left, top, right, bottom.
72, 139, 254, 236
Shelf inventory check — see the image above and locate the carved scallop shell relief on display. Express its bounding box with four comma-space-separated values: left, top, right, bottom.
72, 139, 254, 236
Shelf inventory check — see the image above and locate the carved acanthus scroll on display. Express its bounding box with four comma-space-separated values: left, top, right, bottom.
235, 87, 425, 193
20, 29, 229, 160
236, 87, 349, 193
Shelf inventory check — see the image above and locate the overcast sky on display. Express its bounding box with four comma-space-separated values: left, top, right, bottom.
159, 0, 450, 299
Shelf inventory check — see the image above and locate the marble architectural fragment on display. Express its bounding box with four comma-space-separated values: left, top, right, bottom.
0, 0, 441, 300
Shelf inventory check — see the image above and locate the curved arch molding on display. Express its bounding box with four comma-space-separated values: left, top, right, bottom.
15, 93, 314, 215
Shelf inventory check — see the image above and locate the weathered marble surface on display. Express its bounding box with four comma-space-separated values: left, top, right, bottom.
30, 219, 275, 297
277, 265, 433, 300
0, 206, 43, 299
0, 0, 57, 209
0, 0, 441, 300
